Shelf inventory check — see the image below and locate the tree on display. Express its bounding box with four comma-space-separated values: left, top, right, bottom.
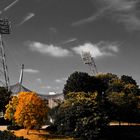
63, 71, 100, 97
121, 75, 140, 95
14, 92, 49, 133
107, 78, 124, 93
96, 73, 140, 123
106, 92, 138, 124
96, 73, 119, 93
121, 75, 137, 86
4, 96, 18, 125
54, 92, 109, 139
0, 87, 11, 112
63, 71, 140, 125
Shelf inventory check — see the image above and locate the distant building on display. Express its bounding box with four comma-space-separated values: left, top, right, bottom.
10, 64, 64, 108
10, 82, 31, 96
39, 93, 64, 108
10, 64, 31, 96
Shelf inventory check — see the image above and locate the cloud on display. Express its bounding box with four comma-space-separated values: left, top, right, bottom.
19, 13, 35, 25
24, 68, 39, 74
72, 42, 119, 58
36, 78, 42, 84
49, 92, 57, 95
41, 86, 52, 89
26, 40, 119, 59
116, 14, 140, 31
62, 38, 77, 45
0, 0, 19, 15
4, 0, 19, 12
101, 0, 140, 31
27, 41, 71, 57
72, 6, 110, 26
72, 0, 140, 31
55, 79, 62, 83
55, 77, 67, 83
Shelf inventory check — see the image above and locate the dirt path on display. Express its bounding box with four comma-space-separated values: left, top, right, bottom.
0, 126, 7, 131
0, 126, 74, 140
13, 129, 48, 140
13, 129, 74, 140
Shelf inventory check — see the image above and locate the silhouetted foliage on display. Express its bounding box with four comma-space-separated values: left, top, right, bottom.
62, 71, 140, 128
0, 87, 11, 112
96, 73, 118, 93
0, 130, 26, 140
96, 74, 140, 123
63, 71, 103, 97
121, 75, 137, 86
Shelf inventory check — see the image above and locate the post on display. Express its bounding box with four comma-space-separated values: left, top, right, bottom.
19, 64, 24, 84
0, 19, 10, 91
0, 34, 9, 90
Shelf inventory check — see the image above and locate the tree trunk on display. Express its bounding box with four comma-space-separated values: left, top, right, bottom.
27, 129, 30, 135
119, 121, 121, 126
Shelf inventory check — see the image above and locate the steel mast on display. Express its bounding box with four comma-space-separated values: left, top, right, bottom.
81, 51, 98, 76
0, 19, 10, 91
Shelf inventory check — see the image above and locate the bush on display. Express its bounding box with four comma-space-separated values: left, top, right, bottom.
54, 92, 109, 139
46, 124, 57, 133
0, 117, 11, 125
0, 130, 27, 140
7, 125, 23, 130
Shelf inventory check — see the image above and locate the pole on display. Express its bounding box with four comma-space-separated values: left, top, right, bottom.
19, 64, 24, 84
0, 34, 10, 91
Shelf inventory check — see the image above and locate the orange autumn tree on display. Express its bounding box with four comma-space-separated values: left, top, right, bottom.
14, 92, 49, 131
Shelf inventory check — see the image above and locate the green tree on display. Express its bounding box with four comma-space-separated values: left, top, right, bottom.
107, 78, 124, 93
96, 73, 118, 92
121, 75, 137, 86
54, 92, 108, 139
63, 71, 101, 97
121, 75, 140, 95
106, 92, 138, 124
96, 73, 140, 123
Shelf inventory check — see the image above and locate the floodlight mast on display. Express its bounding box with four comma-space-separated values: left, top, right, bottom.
81, 51, 98, 76
0, 19, 10, 91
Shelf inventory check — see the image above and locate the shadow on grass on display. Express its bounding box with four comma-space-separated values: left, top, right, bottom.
26, 126, 140, 140
41, 134, 73, 139
28, 131, 73, 140
100, 126, 140, 140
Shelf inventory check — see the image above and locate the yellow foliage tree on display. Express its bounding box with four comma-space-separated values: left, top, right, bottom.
14, 92, 48, 133
4, 96, 18, 124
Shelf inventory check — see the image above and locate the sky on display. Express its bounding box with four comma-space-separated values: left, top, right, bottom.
0, 0, 140, 95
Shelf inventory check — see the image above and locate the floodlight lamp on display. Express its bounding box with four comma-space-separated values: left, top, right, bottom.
81, 51, 92, 64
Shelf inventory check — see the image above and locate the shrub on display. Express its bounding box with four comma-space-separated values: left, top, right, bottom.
54, 92, 109, 139
0, 130, 26, 140
46, 124, 57, 133
0, 117, 11, 125
7, 125, 23, 130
